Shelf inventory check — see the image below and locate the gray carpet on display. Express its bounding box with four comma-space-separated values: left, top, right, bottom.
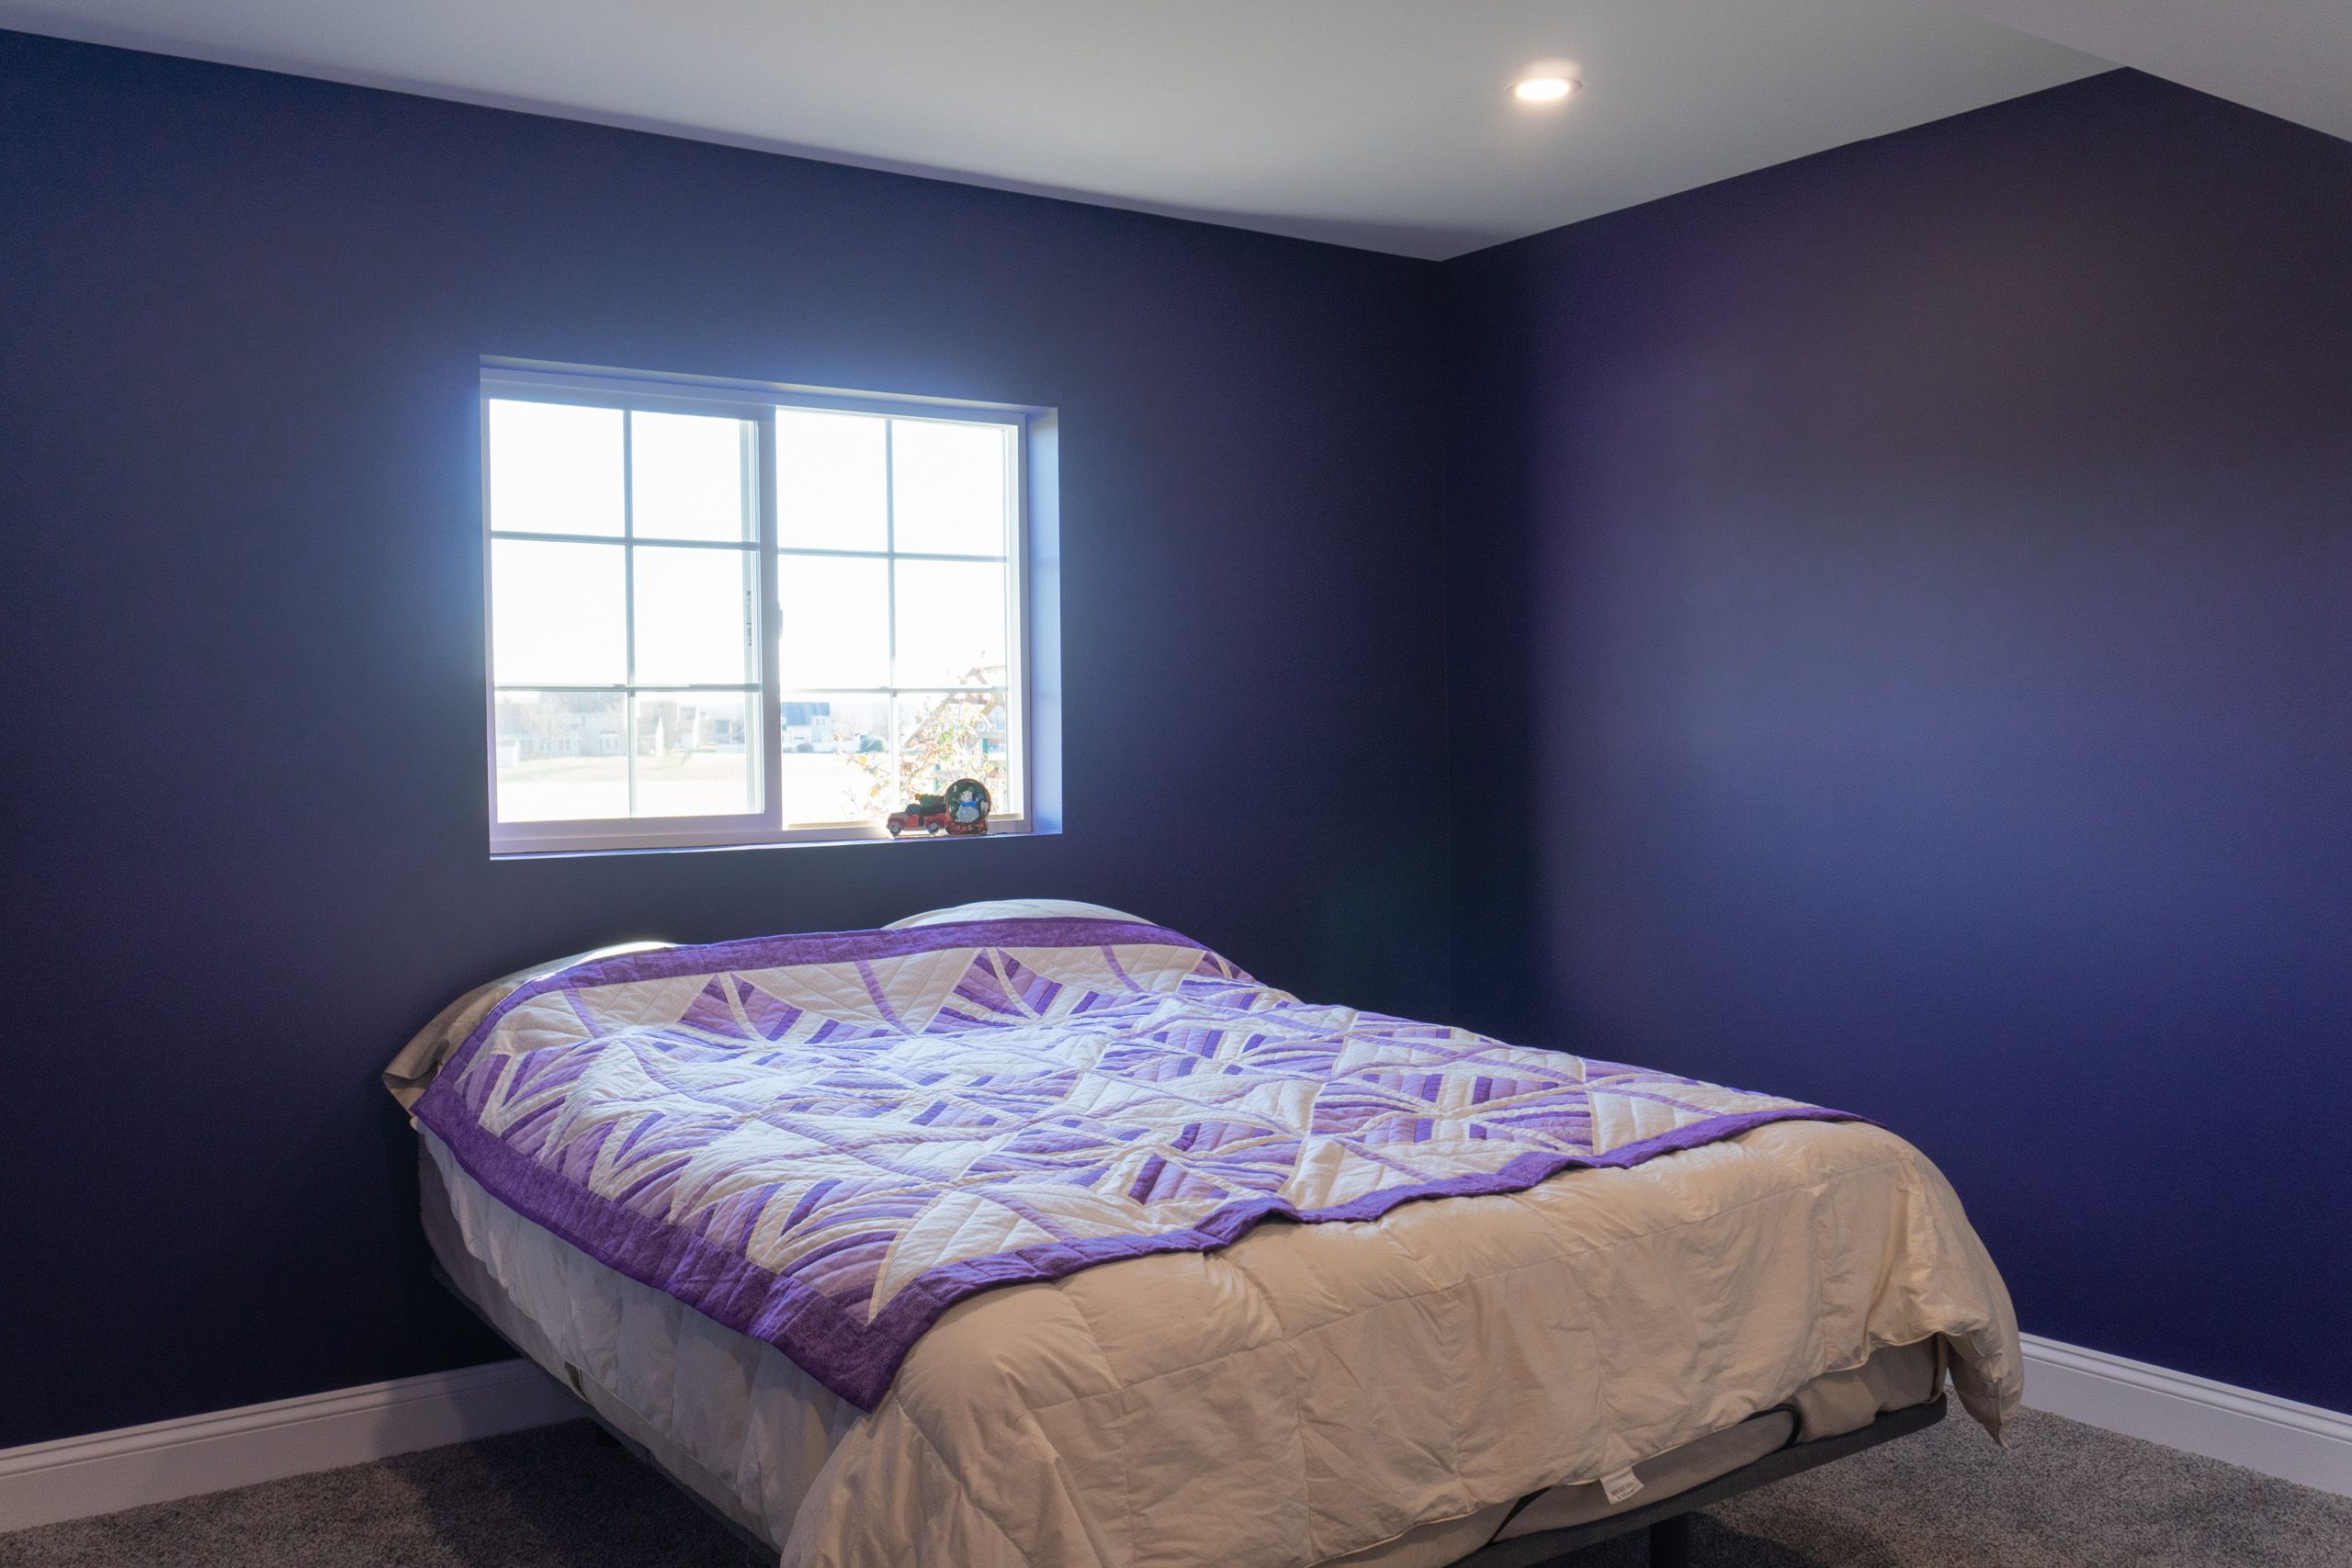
5, 1407, 2346, 1567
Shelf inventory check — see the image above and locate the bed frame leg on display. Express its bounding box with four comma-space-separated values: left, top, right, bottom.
1648, 1513, 1691, 1568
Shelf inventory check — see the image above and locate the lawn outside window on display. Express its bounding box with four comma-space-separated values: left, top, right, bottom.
481, 365, 1040, 854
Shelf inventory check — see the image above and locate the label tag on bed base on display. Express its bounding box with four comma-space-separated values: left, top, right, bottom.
1600, 1467, 1644, 1504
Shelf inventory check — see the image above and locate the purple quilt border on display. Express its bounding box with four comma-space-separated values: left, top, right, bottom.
413, 920, 1862, 1412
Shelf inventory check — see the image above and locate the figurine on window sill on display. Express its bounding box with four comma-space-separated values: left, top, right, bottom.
886, 778, 991, 838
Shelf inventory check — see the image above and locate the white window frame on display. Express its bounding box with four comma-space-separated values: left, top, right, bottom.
482, 364, 1035, 855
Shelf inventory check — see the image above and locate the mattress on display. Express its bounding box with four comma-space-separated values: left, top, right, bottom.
397, 903, 2017, 1568
422, 1121, 1991, 1567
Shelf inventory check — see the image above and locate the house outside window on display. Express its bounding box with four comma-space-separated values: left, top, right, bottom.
481, 365, 1046, 853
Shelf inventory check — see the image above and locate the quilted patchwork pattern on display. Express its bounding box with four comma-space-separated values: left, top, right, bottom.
414, 917, 1855, 1409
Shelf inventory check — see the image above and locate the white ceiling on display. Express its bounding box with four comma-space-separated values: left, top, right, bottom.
1943, 0, 2352, 144
0, 0, 2114, 258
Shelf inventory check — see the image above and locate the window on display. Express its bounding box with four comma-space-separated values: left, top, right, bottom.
481, 367, 1039, 852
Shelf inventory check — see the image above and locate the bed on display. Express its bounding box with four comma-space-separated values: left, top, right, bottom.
387, 900, 2019, 1568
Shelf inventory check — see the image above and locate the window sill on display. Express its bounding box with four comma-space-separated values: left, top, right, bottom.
489, 821, 1049, 861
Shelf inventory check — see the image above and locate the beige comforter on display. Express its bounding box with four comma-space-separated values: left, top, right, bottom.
771, 1116, 2016, 1567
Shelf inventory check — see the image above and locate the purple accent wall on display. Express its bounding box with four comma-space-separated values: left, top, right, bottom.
0, 30, 1448, 1447
1442, 70, 2352, 1413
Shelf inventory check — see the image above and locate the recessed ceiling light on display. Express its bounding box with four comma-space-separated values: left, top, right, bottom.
1512, 60, 1581, 105
1513, 76, 1577, 103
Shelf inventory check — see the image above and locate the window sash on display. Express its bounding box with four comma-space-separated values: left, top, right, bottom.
481, 366, 1030, 854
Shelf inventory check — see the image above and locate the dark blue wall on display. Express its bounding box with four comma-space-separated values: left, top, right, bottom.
0, 30, 1450, 1448
6, 29, 2346, 1452
1442, 70, 2352, 1413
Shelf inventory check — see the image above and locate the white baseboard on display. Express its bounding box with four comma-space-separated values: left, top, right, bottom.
6, 1337, 2346, 1535
0, 1359, 585, 1534
2020, 1333, 2352, 1497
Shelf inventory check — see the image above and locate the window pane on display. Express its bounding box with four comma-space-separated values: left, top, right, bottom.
777, 694, 893, 826
492, 539, 626, 686
488, 400, 623, 536
779, 555, 889, 688
632, 411, 753, 542
495, 691, 628, 821
896, 689, 1012, 815
894, 558, 1007, 688
891, 418, 1011, 555
633, 693, 754, 818
634, 545, 753, 686
777, 409, 887, 551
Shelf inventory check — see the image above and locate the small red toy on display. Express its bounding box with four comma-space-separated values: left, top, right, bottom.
886, 778, 991, 838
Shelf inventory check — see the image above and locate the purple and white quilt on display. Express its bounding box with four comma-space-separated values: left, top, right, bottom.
413, 918, 1857, 1409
